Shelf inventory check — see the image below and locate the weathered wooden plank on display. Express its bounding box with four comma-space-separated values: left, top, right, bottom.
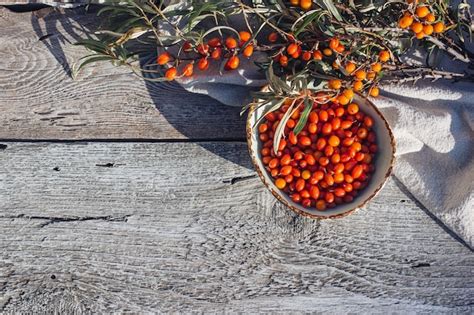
1, 142, 472, 313
0, 7, 245, 140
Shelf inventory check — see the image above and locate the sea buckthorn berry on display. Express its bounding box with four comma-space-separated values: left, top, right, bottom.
353, 80, 363, 91
369, 86, 380, 97
226, 56, 240, 70
239, 31, 251, 42
345, 61, 356, 74
295, 178, 305, 192
323, 48, 333, 56
331, 154, 341, 164
310, 186, 320, 199
305, 154, 316, 165
308, 123, 318, 134
211, 48, 222, 60
302, 51, 312, 61
299, 136, 311, 147
334, 173, 344, 184
332, 117, 341, 130
300, 0, 312, 10
291, 193, 301, 203
243, 45, 254, 58
287, 43, 299, 55
302, 198, 312, 208
416, 6, 430, 18
198, 58, 209, 71
319, 156, 330, 166
268, 32, 278, 42
225, 37, 238, 49
399, 15, 414, 29
352, 165, 364, 179
279, 55, 289, 67
316, 138, 326, 151
354, 69, 367, 80
411, 22, 423, 34
208, 37, 221, 47
300, 190, 310, 199
367, 71, 376, 81
301, 170, 311, 180
290, 0, 299, 5
324, 174, 334, 186
157, 52, 171, 65
182, 41, 193, 52
335, 44, 345, 53
197, 43, 209, 55
371, 63, 382, 73
165, 67, 177, 80
337, 94, 350, 105
379, 50, 390, 62
343, 89, 354, 100
328, 79, 342, 90
280, 165, 293, 176
269, 158, 279, 169
322, 123, 332, 135
319, 110, 329, 122
313, 50, 323, 60
434, 22, 445, 33
262, 156, 271, 165
426, 13, 436, 23
281, 154, 291, 166
259, 123, 268, 133
287, 119, 295, 128
261, 147, 270, 156
347, 103, 359, 115
271, 169, 278, 177
423, 24, 434, 36
324, 145, 334, 157
329, 38, 340, 50
275, 178, 286, 189
278, 139, 287, 151
183, 63, 194, 77
335, 107, 345, 117
328, 135, 340, 147
415, 31, 425, 39
316, 200, 326, 210
289, 131, 298, 145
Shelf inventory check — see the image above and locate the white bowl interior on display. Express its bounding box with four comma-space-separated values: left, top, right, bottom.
248, 94, 395, 218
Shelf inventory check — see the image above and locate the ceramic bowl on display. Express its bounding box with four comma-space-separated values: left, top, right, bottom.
246, 93, 396, 219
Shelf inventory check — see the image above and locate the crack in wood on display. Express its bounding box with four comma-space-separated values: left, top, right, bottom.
222, 174, 256, 185
1, 214, 132, 227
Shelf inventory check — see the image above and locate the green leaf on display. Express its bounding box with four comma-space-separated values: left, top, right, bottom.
293, 97, 312, 136
73, 55, 114, 77
273, 100, 296, 154
321, 0, 343, 22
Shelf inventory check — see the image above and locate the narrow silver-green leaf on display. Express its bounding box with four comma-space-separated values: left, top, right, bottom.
293, 97, 312, 136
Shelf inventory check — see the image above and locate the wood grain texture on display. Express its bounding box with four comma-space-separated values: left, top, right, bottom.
1, 142, 473, 313
0, 7, 245, 140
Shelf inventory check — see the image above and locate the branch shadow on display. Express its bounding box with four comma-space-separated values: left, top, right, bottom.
25, 5, 251, 169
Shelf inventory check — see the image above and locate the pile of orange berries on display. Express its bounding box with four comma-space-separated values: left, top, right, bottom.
258, 98, 377, 210
398, 4, 445, 39
157, 31, 255, 80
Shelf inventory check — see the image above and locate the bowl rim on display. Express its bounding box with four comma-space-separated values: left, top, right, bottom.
246, 90, 396, 220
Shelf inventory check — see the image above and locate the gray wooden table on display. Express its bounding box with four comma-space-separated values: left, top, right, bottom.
0, 6, 473, 313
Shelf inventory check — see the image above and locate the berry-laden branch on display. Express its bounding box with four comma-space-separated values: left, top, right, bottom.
74, 0, 473, 102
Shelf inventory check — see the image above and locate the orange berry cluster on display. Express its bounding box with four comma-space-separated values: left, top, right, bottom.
273, 37, 345, 68
398, 5, 445, 39
157, 31, 255, 80
258, 99, 377, 210
289, 0, 313, 10
329, 49, 390, 99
